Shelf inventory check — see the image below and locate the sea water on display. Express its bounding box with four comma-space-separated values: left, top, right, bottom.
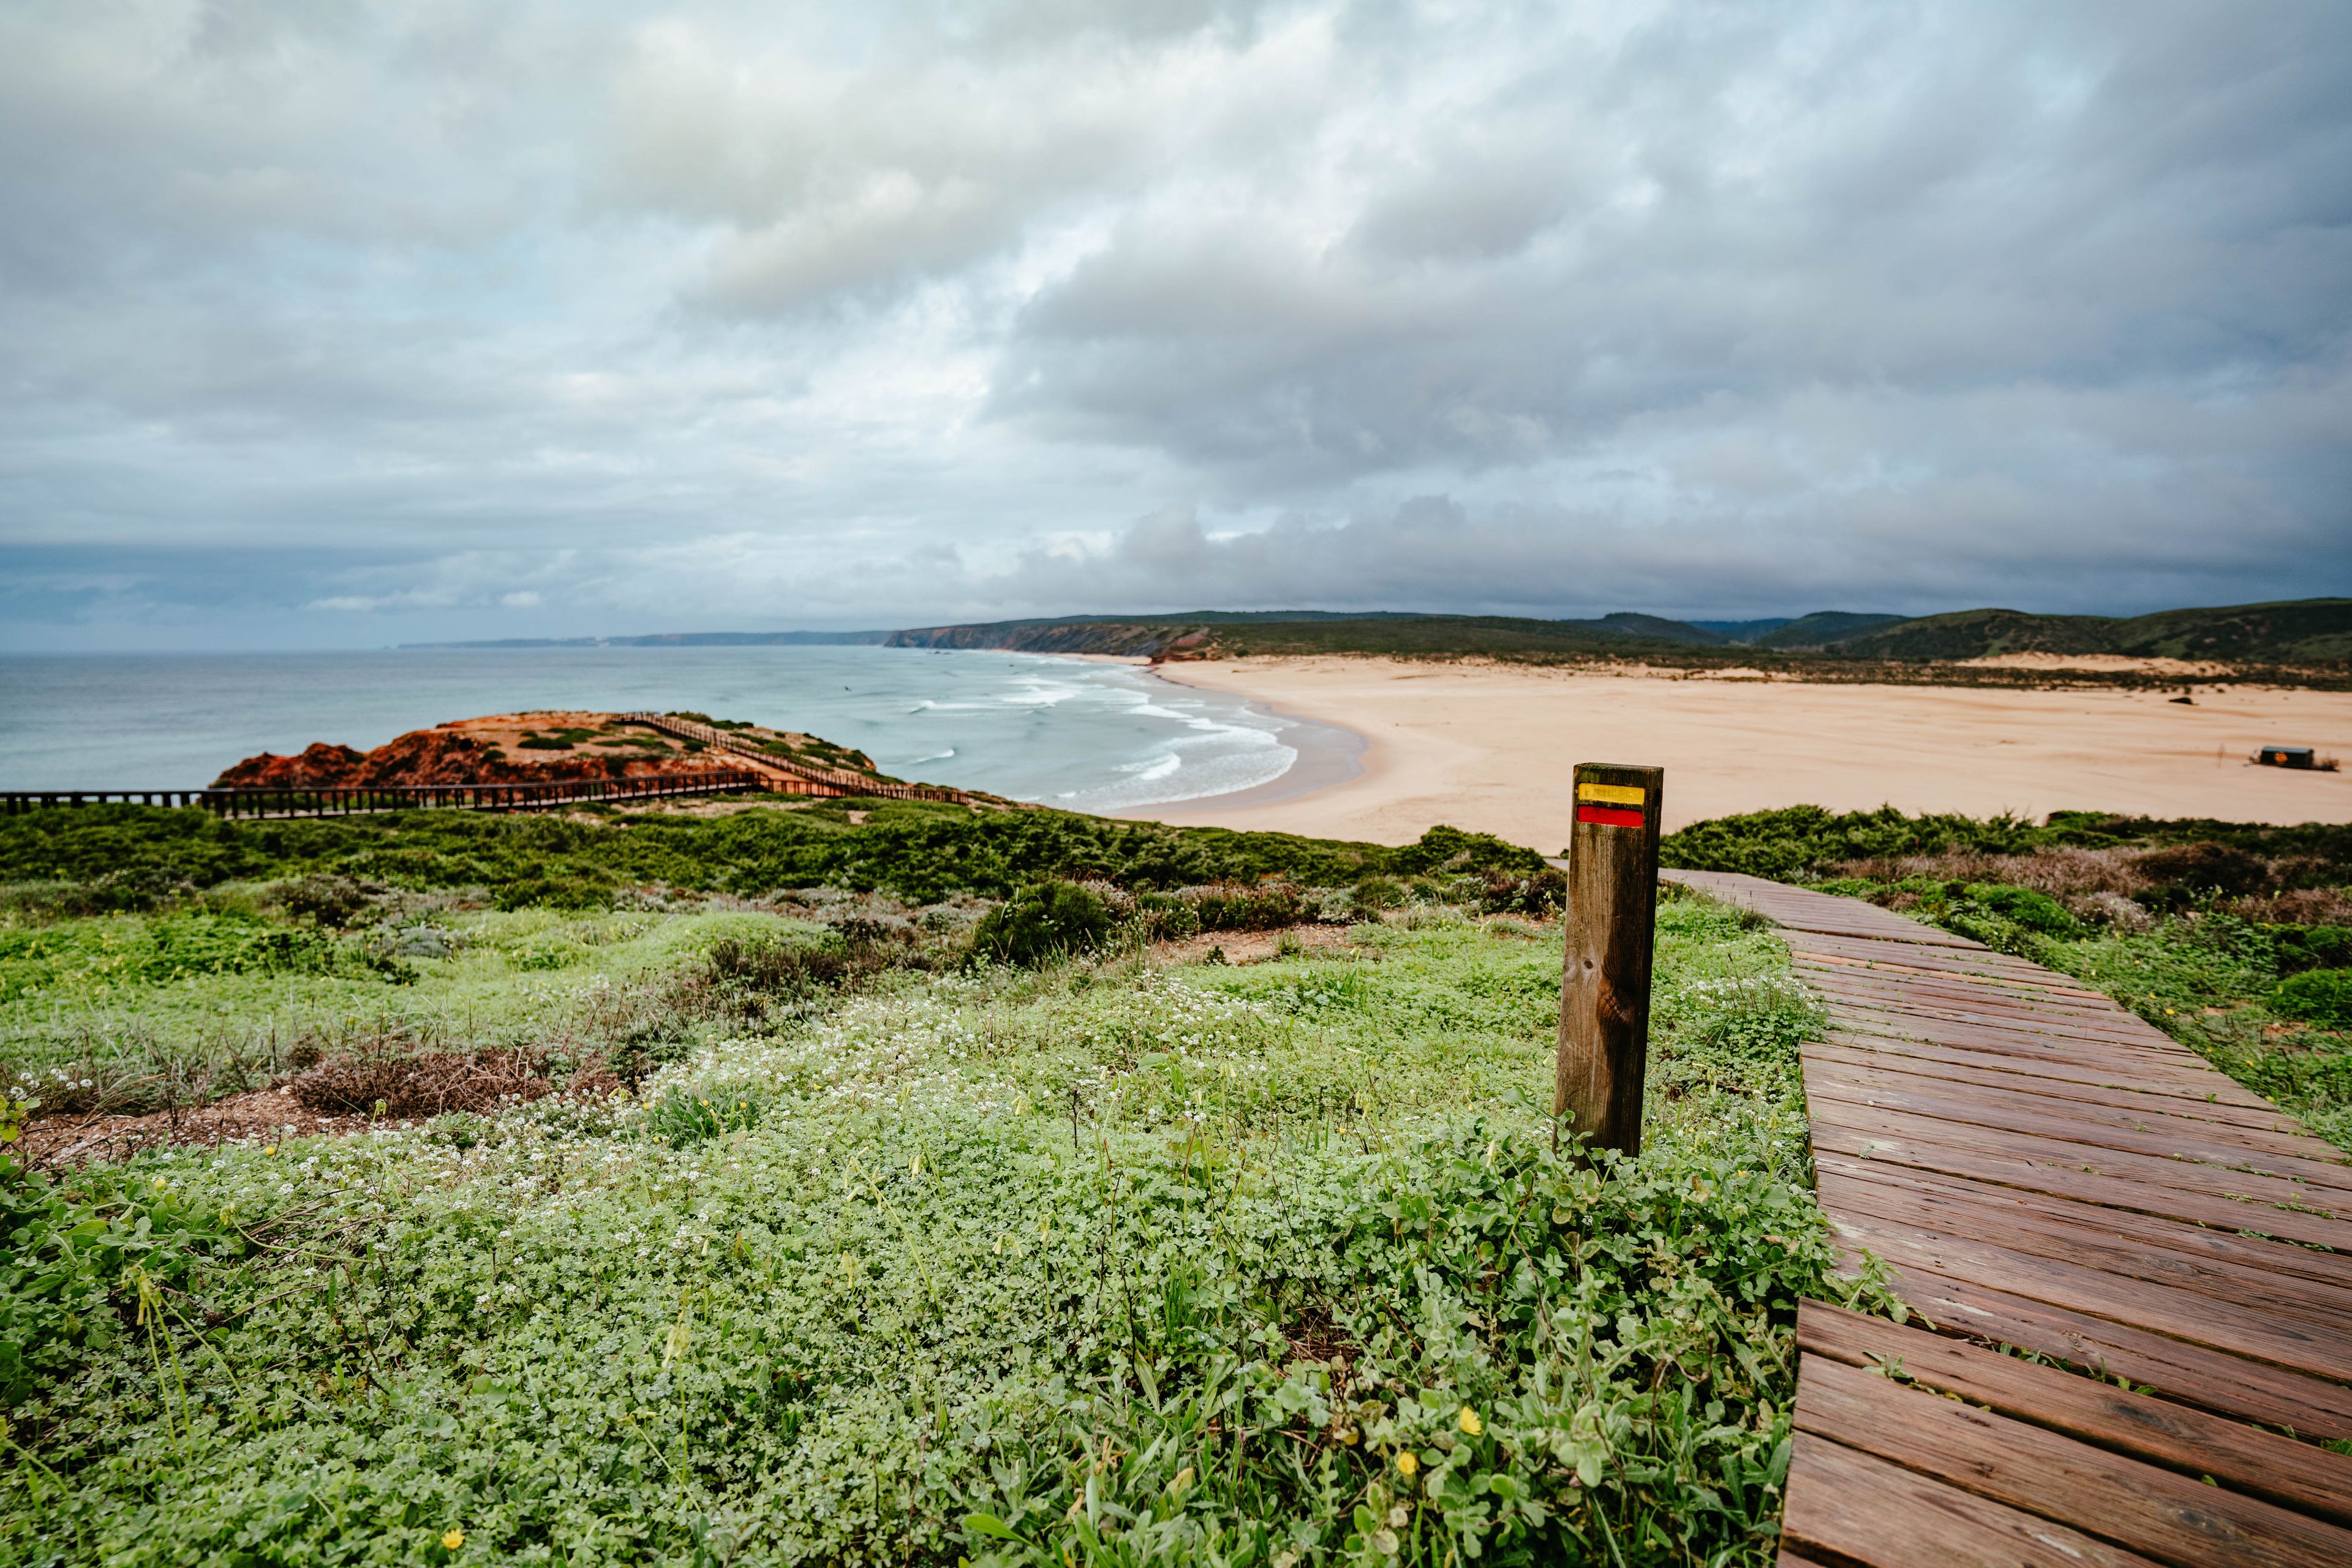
0, 646, 1327, 810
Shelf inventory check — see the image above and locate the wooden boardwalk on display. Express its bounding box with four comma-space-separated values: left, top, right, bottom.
0, 771, 769, 819
1662, 870, 2352, 1567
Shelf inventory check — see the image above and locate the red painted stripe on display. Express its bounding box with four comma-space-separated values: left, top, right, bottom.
1576, 804, 1644, 828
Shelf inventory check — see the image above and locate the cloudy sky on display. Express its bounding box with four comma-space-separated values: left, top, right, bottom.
3, 0, 2348, 649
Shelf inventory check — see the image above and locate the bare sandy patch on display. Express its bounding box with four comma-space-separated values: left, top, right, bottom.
1118, 657, 2352, 846
1956, 653, 2234, 676
1149, 924, 1364, 966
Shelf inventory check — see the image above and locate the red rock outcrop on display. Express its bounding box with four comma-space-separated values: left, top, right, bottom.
211, 715, 717, 789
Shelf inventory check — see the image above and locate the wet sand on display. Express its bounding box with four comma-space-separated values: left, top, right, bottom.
1116, 658, 2352, 850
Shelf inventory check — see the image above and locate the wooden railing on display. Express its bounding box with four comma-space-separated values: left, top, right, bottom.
1, 790, 213, 813
2, 770, 768, 819
619, 712, 970, 802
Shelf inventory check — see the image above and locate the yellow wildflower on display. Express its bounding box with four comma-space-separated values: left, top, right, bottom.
1458, 1406, 1482, 1436
1396, 1450, 1418, 1476
442, 1528, 465, 1549
262, 1145, 277, 1156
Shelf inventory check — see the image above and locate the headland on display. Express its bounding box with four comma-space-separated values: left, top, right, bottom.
211, 710, 919, 797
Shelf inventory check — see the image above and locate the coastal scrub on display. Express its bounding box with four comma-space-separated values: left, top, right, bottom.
2, 897, 1873, 1565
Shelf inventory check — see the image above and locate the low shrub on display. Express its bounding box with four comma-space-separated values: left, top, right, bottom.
1902, 881, 2084, 952
1474, 867, 1566, 917
2133, 841, 2269, 902
2269, 923, 2352, 974
491, 873, 614, 911
1185, 881, 1313, 931
269, 874, 375, 928
968, 880, 1116, 966
2272, 969, 2352, 1031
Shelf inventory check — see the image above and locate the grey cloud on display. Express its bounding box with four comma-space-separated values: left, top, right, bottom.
0, 0, 2345, 649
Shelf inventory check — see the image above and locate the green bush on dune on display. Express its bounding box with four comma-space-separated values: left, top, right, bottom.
969, 880, 1118, 967
2273, 968, 2352, 1031
0, 803, 1543, 911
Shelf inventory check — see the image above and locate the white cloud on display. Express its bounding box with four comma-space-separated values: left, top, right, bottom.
0, 0, 2345, 648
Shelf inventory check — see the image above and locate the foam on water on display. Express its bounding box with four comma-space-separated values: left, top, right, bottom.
0, 645, 1336, 810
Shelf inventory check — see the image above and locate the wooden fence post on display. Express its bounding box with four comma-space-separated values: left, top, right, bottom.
1554, 761, 1665, 1158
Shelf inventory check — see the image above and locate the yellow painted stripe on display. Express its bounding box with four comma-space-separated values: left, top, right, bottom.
1577, 782, 1646, 806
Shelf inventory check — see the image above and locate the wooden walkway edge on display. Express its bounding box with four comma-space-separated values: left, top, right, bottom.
1660, 869, 2352, 1567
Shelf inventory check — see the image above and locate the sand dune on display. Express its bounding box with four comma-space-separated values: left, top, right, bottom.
1117, 658, 2352, 849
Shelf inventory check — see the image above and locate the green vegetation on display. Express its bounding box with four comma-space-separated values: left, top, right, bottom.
885, 600, 2352, 682
0, 803, 1544, 917
1824, 597, 2352, 663
1747, 613, 1905, 650
1662, 806, 2352, 1148
0, 794, 1872, 1565
969, 881, 1120, 967
24, 788, 2339, 1560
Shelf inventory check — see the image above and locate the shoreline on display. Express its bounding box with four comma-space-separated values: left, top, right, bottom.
1112, 655, 2352, 847
1137, 664, 1367, 809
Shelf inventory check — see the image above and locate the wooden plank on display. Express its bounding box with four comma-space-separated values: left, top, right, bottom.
1827, 1205, 2352, 1381
1798, 965, 2147, 1021
1815, 1155, 2352, 1298
1794, 1355, 2352, 1568
1796, 960, 2124, 1006
1807, 1043, 2332, 1150
1790, 927, 2094, 969
1790, 937, 2115, 982
1783, 1431, 2166, 1568
1807, 1055, 2339, 1159
1662, 872, 1982, 944
1798, 1302, 2352, 1527
1792, 940, 2108, 992
1856, 1259, 2352, 1440
1819, 1167, 2352, 1331
1822, 1011, 2234, 1076
1804, 1074, 2352, 1190
1815, 1027, 2275, 1108
1801, 970, 2181, 1030
1814, 1114, 2352, 1253
1811, 990, 2187, 1052
1807, 1100, 2352, 1227
1819, 1024, 2275, 1110
1806, 1039, 2323, 1136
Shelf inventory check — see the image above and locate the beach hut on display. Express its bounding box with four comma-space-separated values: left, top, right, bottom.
2254, 745, 2316, 769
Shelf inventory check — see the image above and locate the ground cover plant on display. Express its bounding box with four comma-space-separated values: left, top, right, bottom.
1662, 805, 2352, 1148
0, 798, 1871, 1566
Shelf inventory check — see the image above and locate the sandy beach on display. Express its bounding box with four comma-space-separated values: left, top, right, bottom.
1118, 658, 2352, 849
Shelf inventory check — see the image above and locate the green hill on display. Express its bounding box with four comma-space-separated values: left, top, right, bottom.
1752, 611, 1909, 649
1823, 608, 2116, 660
1819, 598, 2352, 663
2111, 599, 2352, 662
888, 610, 1730, 658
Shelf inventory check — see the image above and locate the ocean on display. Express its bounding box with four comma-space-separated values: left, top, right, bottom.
0, 646, 1346, 810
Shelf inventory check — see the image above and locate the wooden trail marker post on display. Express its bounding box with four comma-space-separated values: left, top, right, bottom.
1555, 763, 1665, 1156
